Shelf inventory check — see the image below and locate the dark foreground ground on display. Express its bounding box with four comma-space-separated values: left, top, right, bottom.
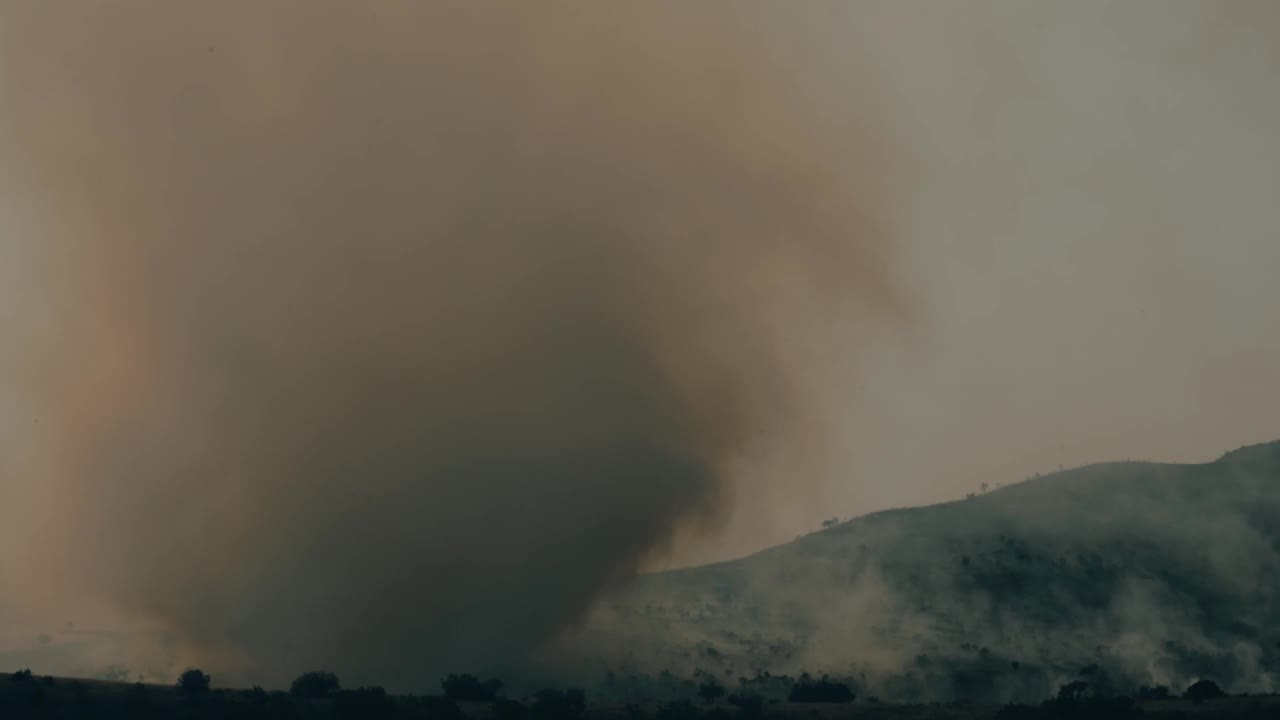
4, 673, 1280, 720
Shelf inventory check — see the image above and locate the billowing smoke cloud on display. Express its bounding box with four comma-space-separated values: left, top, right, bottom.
0, 2, 906, 688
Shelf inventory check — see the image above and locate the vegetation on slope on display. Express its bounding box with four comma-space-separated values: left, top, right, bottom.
576, 442, 1280, 703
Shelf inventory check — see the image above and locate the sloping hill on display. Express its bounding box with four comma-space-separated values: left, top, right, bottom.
576, 441, 1280, 703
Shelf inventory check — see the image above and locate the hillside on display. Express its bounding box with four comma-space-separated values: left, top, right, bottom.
574, 441, 1280, 703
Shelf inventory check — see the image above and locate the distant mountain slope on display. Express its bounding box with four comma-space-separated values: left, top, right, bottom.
575, 441, 1280, 703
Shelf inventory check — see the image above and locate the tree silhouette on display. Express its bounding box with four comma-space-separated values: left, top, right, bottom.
1183, 679, 1225, 704
291, 670, 341, 698
176, 668, 211, 697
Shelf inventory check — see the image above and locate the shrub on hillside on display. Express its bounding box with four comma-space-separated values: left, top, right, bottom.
442, 673, 503, 701
734, 672, 795, 703
1184, 679, 1225, 703
290, 671, 341, 698
787, 674, 854, 703
177, 668, 211, 696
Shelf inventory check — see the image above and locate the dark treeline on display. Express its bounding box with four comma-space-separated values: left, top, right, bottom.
0, 669, 588, 720
3, 668, 1278, 719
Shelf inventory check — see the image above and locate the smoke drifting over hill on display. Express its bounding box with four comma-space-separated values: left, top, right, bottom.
0, 3, 905, 687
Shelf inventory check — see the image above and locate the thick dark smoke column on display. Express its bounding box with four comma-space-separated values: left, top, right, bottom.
0, 2, 906, 688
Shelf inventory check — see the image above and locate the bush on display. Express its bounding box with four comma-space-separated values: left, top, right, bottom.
177, 668, 211, 696
1184, 679, 1225, 703
787, 674, 854, 703
11, 668, 33, 682
290, 671, 340, 698
442, 673, 503, 701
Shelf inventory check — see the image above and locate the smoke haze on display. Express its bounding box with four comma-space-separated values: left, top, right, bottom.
0, 3, 904, 687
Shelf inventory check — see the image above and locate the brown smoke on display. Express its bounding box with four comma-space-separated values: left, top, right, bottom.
0, 2, 906, 688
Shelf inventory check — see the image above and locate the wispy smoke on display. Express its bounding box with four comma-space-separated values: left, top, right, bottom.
0, 3, 907, 688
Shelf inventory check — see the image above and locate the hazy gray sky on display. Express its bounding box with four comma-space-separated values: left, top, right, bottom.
670, 0, 1280, 565
860, 1, 1279, 505
0, 0, 1278, 681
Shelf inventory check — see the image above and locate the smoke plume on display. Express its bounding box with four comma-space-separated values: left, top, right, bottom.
0, 2, 906, 688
